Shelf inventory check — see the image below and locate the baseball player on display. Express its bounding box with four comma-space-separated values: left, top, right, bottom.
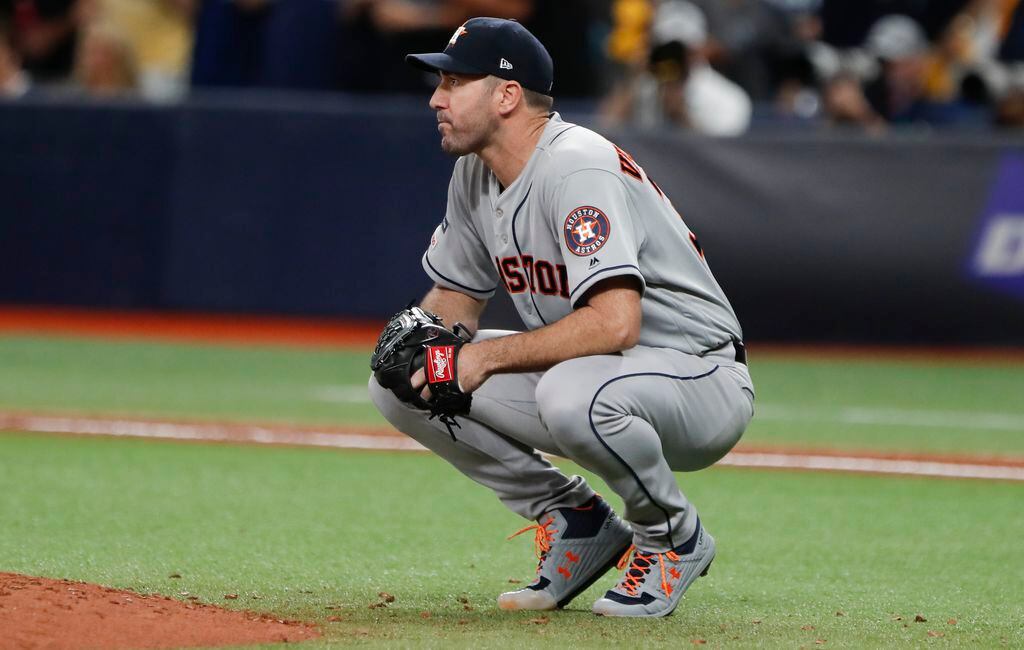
368, 17, 754, 618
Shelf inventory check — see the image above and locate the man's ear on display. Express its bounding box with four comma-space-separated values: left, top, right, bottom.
496, 81, 524, 116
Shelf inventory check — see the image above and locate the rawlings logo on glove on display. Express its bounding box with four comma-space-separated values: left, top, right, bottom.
427, 346, 455, 383
370, 307, 472, 439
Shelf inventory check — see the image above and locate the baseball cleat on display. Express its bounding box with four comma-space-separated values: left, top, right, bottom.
592, 518, 715, 618
498, 495, 633, 611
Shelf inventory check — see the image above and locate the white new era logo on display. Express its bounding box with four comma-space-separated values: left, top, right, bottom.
499, 58, 513, 70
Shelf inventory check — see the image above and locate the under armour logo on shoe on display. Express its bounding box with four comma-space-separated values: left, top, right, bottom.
565, 551, 580, 563
557, 566, 572, 579
500, 58, 513, 70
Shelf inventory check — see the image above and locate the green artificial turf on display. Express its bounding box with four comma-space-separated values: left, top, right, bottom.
0, 335, 386, 426
1, 335, 1023, 455
0, 432, 1021, 648
748, 357, 1024, 455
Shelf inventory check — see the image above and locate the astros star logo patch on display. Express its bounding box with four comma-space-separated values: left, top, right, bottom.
564, 206, 611, 256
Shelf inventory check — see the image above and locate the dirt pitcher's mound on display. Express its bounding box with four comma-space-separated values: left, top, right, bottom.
0, 573, 320, 650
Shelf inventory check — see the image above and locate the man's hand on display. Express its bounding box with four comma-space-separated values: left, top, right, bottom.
412, 341, 489, 399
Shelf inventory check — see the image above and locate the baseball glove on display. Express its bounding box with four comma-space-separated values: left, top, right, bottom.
370, 306, 473, 439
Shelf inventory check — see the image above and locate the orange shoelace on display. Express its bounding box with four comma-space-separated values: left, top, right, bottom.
615, 545, 682, 597
507, 515, 558, 568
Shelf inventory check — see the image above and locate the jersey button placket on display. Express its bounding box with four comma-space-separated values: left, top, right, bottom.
496, 206, 508, 244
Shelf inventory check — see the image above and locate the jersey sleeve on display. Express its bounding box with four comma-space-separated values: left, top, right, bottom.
421, 173, 499, 300
554, 169, 646, 308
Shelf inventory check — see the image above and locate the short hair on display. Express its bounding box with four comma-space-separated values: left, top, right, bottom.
523, 88, 554, 113
489, 75, 554, 113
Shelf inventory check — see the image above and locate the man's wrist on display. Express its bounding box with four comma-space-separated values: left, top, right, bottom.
464, 341, 494, 380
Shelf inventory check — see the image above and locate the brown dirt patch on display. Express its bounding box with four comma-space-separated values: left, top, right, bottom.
0, 573, 320, 650
1, 307, 1023, 364
0, 307, 382, 349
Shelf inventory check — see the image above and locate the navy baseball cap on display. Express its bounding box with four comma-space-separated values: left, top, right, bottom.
407, 17, 554, 95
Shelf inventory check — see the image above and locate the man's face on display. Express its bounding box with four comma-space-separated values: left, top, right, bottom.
430, 72, 498, 156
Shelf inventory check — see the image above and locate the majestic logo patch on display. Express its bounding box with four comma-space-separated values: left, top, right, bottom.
448, 25, 468, 47
564, 206, 611, 256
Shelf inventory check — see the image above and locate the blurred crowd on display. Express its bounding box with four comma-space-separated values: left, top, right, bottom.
2, 0, 1023, 133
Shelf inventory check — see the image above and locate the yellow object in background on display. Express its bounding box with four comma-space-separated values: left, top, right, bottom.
607, 0, 653, 65
96, 0, 193, 78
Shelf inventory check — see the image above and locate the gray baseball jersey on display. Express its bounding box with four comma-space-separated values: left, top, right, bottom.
422, 113, 742, 355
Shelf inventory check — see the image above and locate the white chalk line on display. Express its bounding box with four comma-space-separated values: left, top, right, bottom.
306, 390, 1024, 434
2, 414, 1023, 482
0, 414, 427, 452
715, 453, 1024, 481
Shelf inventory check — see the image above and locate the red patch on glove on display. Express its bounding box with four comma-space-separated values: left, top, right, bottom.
426, 345, 456, 383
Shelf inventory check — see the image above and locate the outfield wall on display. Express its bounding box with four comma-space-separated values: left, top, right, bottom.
2, 94, 1024, 344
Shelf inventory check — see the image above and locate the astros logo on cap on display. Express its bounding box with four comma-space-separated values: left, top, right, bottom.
564, 206, 611, 256
449, 24, 468, 46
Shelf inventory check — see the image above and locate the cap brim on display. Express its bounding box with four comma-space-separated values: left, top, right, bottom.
406, 52, 486, 76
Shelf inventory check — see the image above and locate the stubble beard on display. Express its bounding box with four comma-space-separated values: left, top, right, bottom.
439, 104, 496, 157
441, 123, 490, 157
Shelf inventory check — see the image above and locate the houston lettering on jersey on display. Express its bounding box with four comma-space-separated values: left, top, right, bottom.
495, 255, 570, 298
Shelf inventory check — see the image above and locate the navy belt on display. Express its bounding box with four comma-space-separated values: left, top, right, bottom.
733, 340, 747, 365
701, 338, 747, 365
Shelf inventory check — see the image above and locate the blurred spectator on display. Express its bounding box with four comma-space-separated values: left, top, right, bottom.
862, 14, 977, 124
822, 71, 886, 133
768, 2, 825, 120
0, 0, 83, 81
818, 13, 984, 129
81, 0, 195, 100
1, 0, 1016, 131
811, 2, 1024, 128
191, 0, 341, 91
691, 0, 804, 101
525, 0, 608, 97
600, 0, 752, 136
821, 0, 969, 48
340, 0, 534, 93
605, 0, 651, 69
601, 0, 651, 105
995, 78, 1024, 125
0, 15, 31, 96
72, 20, 137, 95
863, 15, 932, 116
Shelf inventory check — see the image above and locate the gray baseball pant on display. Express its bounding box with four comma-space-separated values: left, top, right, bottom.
368, 330, 755, 552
